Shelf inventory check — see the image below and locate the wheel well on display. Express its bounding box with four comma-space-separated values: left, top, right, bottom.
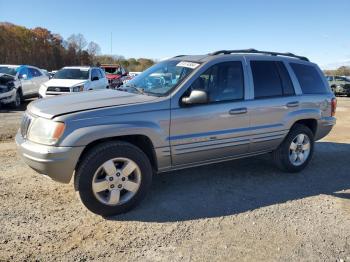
77, 135, 158, 171
293, 119, 317, 135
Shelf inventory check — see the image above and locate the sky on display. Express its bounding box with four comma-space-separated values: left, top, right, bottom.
1, 0, 350, 69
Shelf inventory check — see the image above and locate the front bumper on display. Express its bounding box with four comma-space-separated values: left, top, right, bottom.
0, 88, 16, 104
15, 132, 84, 183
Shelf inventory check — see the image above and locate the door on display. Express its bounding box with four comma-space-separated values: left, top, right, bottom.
90, 69, 100, 89
170, 60, 250, 166
245, 59, 300, 153
18, 67, 35, 96
97, 68, 107, 89
28, 67, 46, 94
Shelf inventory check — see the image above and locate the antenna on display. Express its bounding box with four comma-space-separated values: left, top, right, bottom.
110, 32, 113, 55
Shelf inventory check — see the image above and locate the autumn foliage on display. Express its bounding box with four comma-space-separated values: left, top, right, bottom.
0, 22, 155, 72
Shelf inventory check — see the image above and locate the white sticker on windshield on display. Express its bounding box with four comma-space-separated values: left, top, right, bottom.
80, 68, 89, 71
177, 61, 200, 69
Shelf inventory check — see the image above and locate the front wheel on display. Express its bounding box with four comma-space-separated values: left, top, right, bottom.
74, 141, 153, 216
272, 124, 314, 172
10, 90, 21, 108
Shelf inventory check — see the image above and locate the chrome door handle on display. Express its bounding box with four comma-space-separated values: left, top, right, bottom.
286, 101, 299, 108
229, 108, 247, 115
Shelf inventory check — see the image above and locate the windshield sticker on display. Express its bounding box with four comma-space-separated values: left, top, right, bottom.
80, 68, 89, 71
177, 61, 200, 69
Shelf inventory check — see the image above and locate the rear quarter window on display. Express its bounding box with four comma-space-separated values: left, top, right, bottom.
290, 63, 328, 94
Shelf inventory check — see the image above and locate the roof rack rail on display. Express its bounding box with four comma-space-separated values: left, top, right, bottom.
209, 48, 309, 62
173, 55, 186, 58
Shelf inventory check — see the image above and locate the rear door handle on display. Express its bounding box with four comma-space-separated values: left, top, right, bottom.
229, 107, 247, 115
286, 101, 299, 108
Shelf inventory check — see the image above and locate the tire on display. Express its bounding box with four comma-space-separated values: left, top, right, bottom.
10, 90, 21, 108
74, 141, 153, 216
272, 124, 314, 173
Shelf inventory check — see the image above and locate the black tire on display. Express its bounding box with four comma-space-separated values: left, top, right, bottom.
272, 124, 314, 173
74, 141, 153, 216
10, 90, 21, 108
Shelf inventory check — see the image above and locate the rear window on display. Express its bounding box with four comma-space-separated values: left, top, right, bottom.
290, 63, 328, 94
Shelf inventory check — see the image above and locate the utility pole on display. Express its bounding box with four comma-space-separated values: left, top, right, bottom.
110, 32, 113, 55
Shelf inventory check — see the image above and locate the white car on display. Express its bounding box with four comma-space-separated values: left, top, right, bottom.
39, 66, 109, 98
0, 65, 49, 106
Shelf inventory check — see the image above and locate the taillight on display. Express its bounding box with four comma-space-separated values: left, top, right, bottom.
331, 98, 337, 117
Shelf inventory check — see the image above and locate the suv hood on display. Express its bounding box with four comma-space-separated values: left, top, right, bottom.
28, 89, 159, 119
44, 79, 87, 87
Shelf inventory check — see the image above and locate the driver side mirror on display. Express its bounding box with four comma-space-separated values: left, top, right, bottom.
19, 74, 27, 80
92, 76, 99, 81
181, 90, 208, 105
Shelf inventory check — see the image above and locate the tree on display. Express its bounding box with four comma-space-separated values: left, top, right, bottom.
0, 22, 154, 71
324, 66, 350, 76
67, 33, 87, 53
87, 41, 101, 57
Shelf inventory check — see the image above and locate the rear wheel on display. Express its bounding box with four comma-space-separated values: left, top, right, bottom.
74, 141, 153, 216
272, 124, 314, 172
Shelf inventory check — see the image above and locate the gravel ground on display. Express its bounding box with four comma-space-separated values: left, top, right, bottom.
0, 98, 350, 261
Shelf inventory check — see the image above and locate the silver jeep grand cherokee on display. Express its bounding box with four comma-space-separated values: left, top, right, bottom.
16, 49, 336, 216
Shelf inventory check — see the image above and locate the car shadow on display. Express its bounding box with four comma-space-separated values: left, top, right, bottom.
0, 99, 33, 113
107, 141, 350, 222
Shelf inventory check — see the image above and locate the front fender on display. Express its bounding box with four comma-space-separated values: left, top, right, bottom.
58, 121, 168, 148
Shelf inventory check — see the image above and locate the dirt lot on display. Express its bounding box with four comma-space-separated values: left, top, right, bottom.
1, 98, 350, 261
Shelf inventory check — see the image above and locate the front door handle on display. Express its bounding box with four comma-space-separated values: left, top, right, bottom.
229, 107, 247, 115
286, 101, 299, 108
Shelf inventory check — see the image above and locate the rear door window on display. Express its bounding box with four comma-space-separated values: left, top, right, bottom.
29, 68, 42, 78
251, 61, 295, 98
276, 62, 295, 96
290, 63, 328, 94
251, 61, 279, 98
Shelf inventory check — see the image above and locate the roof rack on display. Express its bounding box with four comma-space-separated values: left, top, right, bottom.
173, 55, 186, 58
209, 48, 309, 62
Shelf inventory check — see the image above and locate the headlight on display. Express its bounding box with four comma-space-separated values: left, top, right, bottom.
73, 85, 84, 92
27, 118, 65, 145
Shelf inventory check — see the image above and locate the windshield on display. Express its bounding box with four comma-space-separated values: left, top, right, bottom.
103, 67, 121, 75
123, 60, 198, 96
0, 66, 18, 76
54, 68, 89, 80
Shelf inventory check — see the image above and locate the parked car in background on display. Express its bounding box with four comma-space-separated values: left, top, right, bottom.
41, 69, 51, 78
49, 70, 57, 78
100, 64, 128, 89
17, 49, 336, 216
0, 73, 21, 108
0, 65, 49, 106
326, 75, 350, 96
122, 71, 142, 85
39, 66, 109, 98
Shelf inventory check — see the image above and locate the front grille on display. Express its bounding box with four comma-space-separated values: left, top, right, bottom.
20, 113, 32, 138
46, 86, 71, 92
